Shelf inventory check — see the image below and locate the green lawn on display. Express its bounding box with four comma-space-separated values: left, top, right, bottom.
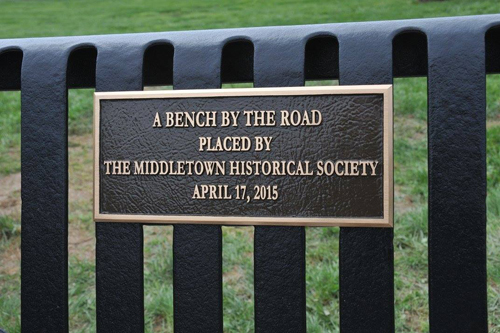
0, 0, 499, 38
0, 0, 499, 332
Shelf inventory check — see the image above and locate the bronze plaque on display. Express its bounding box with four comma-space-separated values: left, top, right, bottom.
94, 86, 393, 227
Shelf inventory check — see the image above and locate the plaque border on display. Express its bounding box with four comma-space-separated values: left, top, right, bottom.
93, 85, 393, 227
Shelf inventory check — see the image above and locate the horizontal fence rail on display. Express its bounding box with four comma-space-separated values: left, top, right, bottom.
0, 14, 499, 332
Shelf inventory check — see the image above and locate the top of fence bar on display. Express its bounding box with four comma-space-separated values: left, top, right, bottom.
1, 14, 500, 49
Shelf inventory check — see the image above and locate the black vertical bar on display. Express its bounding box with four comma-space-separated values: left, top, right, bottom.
338, 32, 395, 332
427, 29, 488, 332
253, 37, 307, 333
172, 44, 224, 332
95, 45, 145, 332
21, 48, 69, 333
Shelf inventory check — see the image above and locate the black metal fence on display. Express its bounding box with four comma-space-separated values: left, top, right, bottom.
1, 14, 498, 332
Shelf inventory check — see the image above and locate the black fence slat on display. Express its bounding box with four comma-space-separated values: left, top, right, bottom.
20, 48, 69, 332
172, 44, 223, 333
253, 37, 307, 333
427, 29, 488, 332
95, 45, 145, 333
338, 33, 395, 332
173, 225, 223, 332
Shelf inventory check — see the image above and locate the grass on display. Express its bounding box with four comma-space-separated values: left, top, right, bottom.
144, 226, 174, 332
0, 92, 20, 175
0, 0, 499, 39
0, 0, 499, 332
393, 78, 430, 333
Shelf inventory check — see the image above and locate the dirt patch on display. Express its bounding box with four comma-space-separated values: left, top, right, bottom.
0, 237, 20, 276
68, 134, 93, 203
0, 172, 21, 218
224, 266, 244, 280
395, 185, 418, 214
68, 134, 95, 261
488, 120, 500, 128
394, 117, 427, 142
144, 225, 174, 244
69, 226, 95, 261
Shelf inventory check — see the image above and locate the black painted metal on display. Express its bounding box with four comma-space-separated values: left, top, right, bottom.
253, 31, 307, 333
427, 26, 488, 332
95, 45, 145, 333
172, 40, 223, 332
0, 14, 496, 332
20, 46, 69, 333
338, 30, 395, 332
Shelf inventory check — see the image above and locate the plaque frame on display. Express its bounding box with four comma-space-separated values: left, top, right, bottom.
93, 85, 393, 227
